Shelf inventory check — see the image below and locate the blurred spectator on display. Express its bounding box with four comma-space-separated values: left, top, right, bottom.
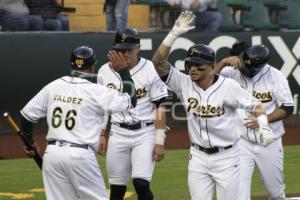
103, 0, 131, 31
25, 0, 69, 31
181, 0, 222, 32
0, 0, 43, 31
164, 0, 182, 28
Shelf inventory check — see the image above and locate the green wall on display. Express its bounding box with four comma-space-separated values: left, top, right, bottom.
0, 31, 299, 133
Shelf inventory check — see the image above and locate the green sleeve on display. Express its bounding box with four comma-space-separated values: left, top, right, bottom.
21, 115, 35, 144
118, 69, 137, 107
279, 105, 294, 117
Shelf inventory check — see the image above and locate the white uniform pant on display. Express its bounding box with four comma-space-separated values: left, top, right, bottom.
239, 138, 285, 200
188, 145, 240, 200
106, 131, 156, 185
42, 144, 109, 200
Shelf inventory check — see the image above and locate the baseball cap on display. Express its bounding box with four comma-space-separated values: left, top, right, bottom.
113, 27, 140, 50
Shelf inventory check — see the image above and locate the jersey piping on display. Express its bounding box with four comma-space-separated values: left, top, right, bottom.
131, 58, 147, 77
205, 77, 226, 147
60, 77, 92, 84
192, 83, 203, 141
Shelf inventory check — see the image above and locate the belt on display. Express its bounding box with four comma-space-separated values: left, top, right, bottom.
114, 122, 154, 130
191, 143, 233, 154
47, 140, 89, 149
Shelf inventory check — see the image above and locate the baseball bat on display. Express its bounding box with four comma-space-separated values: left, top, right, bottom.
3, 112, 43, 170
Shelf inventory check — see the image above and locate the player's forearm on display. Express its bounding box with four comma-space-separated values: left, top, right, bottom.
154, 106, 166, 129
213, 56, 241, 75
118, 69, 137, 107
152, 26, 180, 78
267, 107, 291, 123
252, 104, 265, 118
152, 44, 172, 78
214, 59, 228, 74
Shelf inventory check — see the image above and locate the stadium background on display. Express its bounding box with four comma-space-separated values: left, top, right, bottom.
0, 32, 299, 154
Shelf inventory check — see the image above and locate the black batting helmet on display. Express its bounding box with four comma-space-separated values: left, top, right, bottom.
184, 44, 215, 71
70, 46, 97, 70
243, 44, 270, 68
113, 27, 140, 50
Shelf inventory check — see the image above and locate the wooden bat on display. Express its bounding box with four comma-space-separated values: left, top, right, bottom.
3, 112, 43, 170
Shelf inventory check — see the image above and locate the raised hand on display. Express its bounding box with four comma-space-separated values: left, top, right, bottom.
108, 50, 128, 72
171, 10, 196, 37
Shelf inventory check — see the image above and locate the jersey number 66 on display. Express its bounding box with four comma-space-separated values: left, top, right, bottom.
51, 107, 77, 130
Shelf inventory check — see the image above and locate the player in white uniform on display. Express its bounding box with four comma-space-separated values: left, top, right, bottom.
20, 46, 137, 200
215, 43, 294, 200
151, 11, 275, 200
97, 28, 168, 200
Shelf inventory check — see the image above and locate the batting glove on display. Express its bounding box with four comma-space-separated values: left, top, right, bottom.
256, 115, 274, 146
171, 10, 196, 36
163, 11, 196, 47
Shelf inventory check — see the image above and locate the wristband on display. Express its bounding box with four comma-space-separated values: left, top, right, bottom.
155, 129, 166, 145
162, 31, 178, 47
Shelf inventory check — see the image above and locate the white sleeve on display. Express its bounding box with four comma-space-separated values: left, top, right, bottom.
224, 79, 260, 113
93, 85, 131, 114
150, 71, 168, 101
219, 66, 233, 78
165, 67, 188, 95
275, 74, 294, 107
97, 67, 105, 85
21, 86, 49, 123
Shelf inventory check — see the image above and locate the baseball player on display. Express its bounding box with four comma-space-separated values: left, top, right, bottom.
97, 27, 168, 200
215, 43, 294, 200
151, 11, 274, 200
20, 46, 137, 200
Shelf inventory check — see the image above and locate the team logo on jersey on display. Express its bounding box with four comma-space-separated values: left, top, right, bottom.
187, 97, 225, 118
253, 91, 273, 103
136, 87, 147, 99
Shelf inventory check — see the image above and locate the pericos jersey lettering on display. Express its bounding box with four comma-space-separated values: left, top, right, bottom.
187, 97, 225, 118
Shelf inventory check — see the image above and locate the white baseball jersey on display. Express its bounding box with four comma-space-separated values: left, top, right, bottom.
97, 57, 168, 135
166, 67, 260, 148
21, 76, 132, 150
220, 64, 294, 142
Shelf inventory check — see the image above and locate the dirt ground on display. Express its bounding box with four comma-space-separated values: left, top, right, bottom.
0, 127, 299, 199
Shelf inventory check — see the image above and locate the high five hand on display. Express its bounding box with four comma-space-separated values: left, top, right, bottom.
108, 50, 128, 72
171, 10, 196, 36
